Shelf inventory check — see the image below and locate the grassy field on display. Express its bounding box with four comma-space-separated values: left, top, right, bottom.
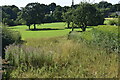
8, 22, 69, 39
8, 22, 93, 39
3, 22, 118, 78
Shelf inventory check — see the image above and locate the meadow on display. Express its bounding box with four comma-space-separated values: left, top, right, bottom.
3, 22, 119, 78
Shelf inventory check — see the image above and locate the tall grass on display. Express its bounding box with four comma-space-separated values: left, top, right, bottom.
4, 36, 118, 78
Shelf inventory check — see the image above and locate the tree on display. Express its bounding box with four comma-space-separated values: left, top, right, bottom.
40, 4, 50, 14
2, 5, 20, 26
62, 6, 70, 12
53, 6, 63, 22
98, 1, 112, 9
49, 3, 56, 13
62, 9, 74, 28
15, 11, 26, 25
73, 2, 104, 32
94, 1, 113, 17
21, 3, 45, 30
43, 14, 55, 23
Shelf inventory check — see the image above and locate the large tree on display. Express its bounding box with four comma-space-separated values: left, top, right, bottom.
49, 3, 56, 13
62, 9, 74, 28
73, 2, 104, 32
53, 6, 63, 22
2, 5, 20, 26
22, 3, 45, 30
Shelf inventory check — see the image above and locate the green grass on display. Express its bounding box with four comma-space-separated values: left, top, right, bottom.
8, 22, 93, 40
72, 25, 118, 41
8, 22, 71, 39
8, 22, 118, 44
105, 18, 118, 20
104, 18, 118, 25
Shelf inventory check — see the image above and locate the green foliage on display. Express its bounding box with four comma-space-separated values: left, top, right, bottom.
15, 12, 26, 25
2, 5, 20, 26
43, 14, 55, 23
2, 27, 22, 58
62, 9, 74, 28
48, 3, 56, 12
2, 18, 15, 26
73, 2, 104, 31
104, 18, 118, 25
53, 6, 63, 22
98, 1, 112, 8
69, 25, 118, 53
21, 3, 45, 29
91, 28, 118, 52
109, 12, 119, 18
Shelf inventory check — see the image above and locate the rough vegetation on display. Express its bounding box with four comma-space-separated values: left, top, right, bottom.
3, 36, 118, 78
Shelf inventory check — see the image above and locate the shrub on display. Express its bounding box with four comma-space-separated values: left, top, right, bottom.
2, 27, 22, 58
69, 26, 118, 53
104, 19, 118, 25
91, 28, 118, 52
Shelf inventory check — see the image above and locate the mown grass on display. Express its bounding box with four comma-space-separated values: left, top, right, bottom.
8, 22, 71, 39
8, 22, 93, 39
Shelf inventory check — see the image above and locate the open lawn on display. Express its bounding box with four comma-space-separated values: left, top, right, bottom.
9, 22, 70, 39
9, 22, 93, 39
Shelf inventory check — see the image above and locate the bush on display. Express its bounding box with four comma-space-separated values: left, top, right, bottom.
91, 28, 118, 52
2, 27, 22, 58
69, 26, 118, 53
104, 19, 118, 25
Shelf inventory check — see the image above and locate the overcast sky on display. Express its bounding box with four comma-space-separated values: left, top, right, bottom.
0, 0, 119, 8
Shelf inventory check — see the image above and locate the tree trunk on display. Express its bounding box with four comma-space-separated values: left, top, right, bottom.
28, 25, 30, 30
34, 24, 36, 30
72, 22, 74, 31
67, 22, 70, 28
72, 27, 74, 31
81, 26, 86, 32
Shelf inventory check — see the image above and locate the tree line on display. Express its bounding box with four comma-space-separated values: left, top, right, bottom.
1, 1, 120, 31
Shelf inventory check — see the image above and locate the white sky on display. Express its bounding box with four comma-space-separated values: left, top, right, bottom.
0, 0, 119, 8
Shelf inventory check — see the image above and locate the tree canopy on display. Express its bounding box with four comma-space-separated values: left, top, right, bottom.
2, 1, 119, 31
73, 2, 104, 31
21, 3, 45, 30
